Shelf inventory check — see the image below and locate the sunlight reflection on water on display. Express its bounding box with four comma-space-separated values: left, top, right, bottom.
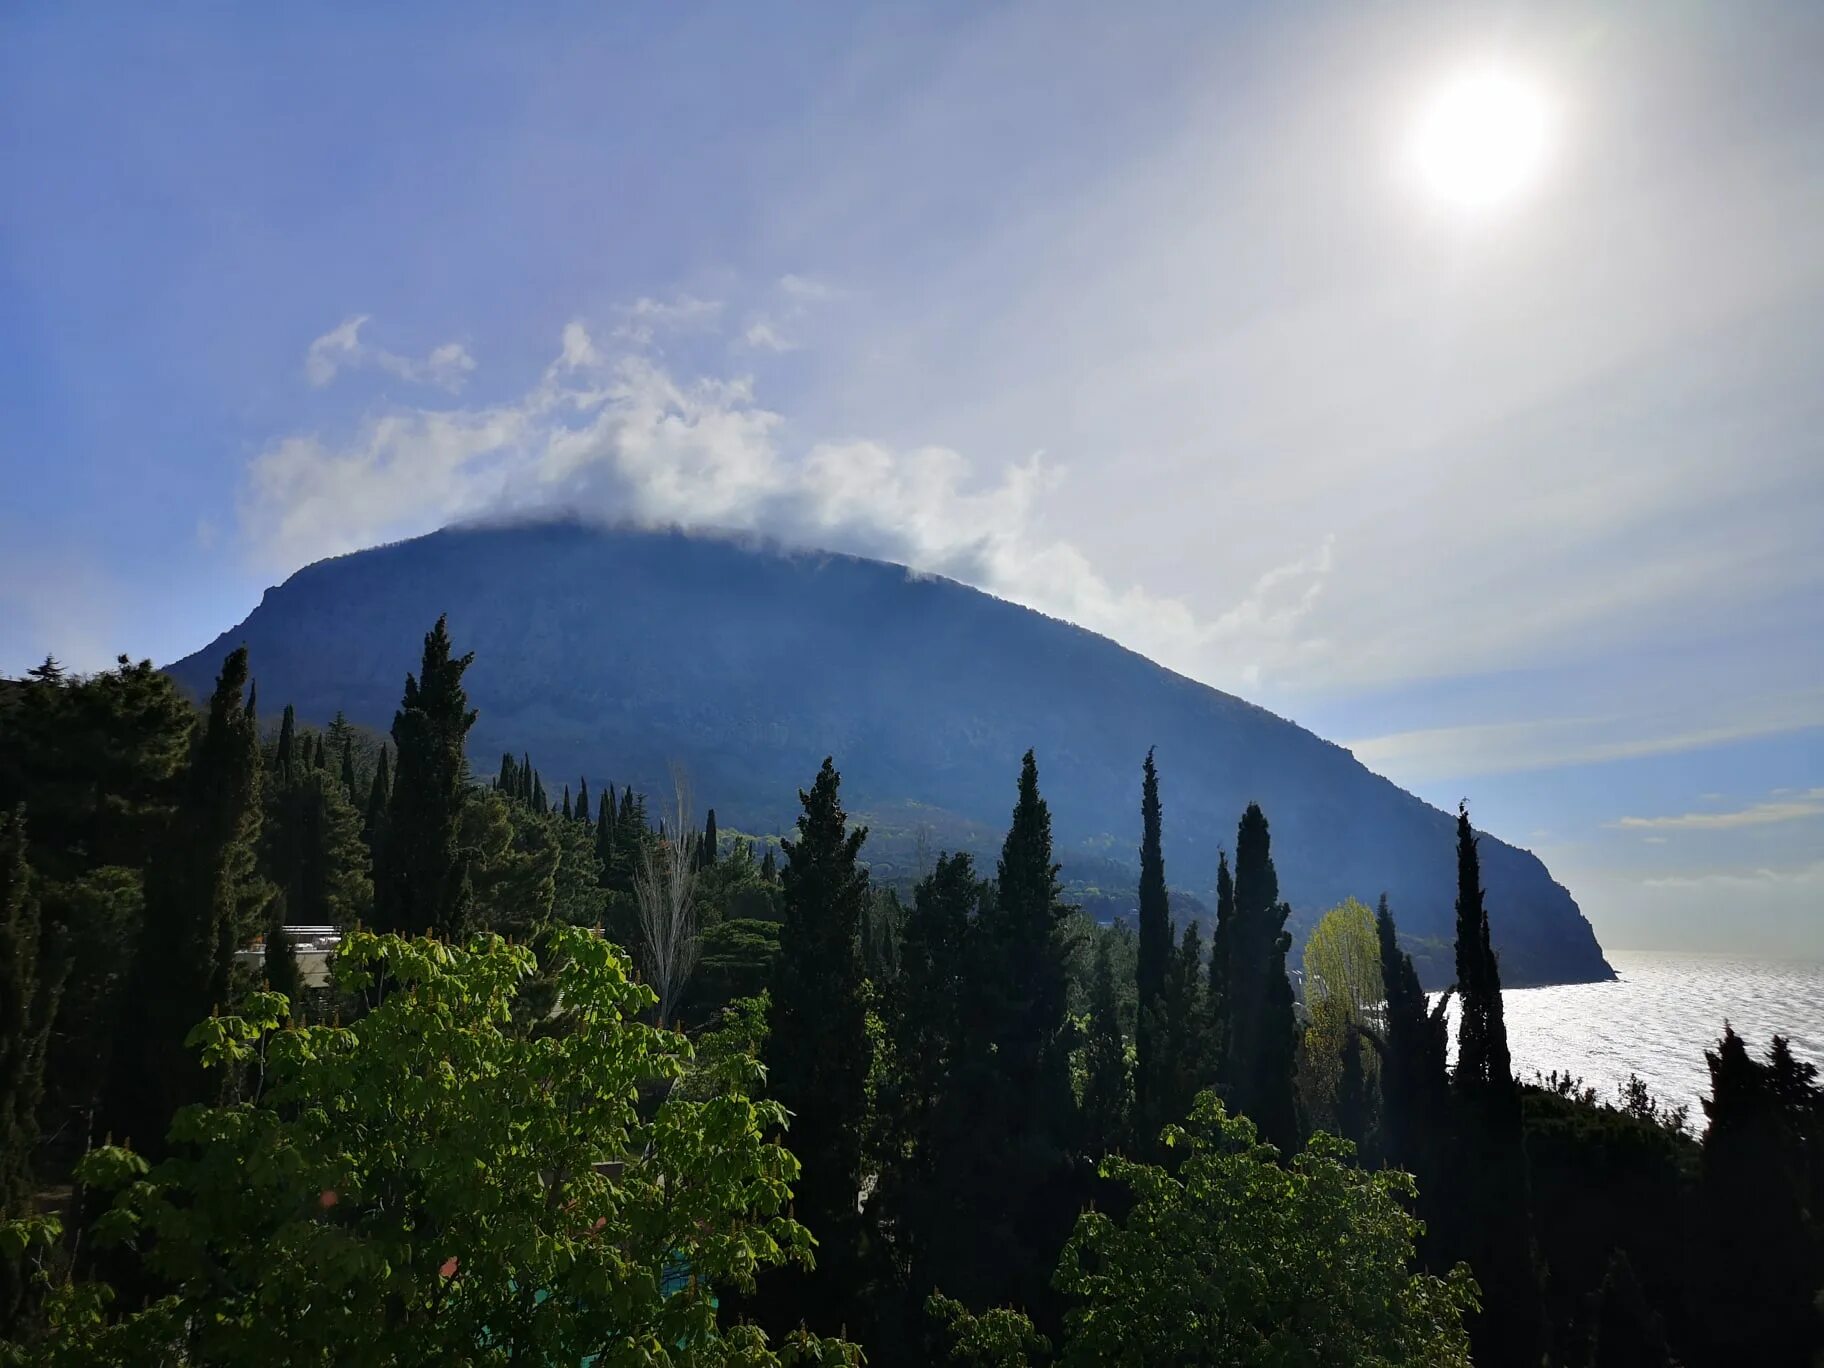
1440, 950, 1824, 1116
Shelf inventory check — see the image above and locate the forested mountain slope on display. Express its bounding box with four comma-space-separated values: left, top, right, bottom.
167, 520, 1611, 986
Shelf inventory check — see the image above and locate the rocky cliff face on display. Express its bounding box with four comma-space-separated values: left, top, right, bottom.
168, 520, 1612, 987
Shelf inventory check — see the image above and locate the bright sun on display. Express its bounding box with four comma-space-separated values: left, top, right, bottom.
1409, 68, 1553, 210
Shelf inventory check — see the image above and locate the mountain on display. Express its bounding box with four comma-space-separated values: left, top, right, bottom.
167, 520, 1612, 987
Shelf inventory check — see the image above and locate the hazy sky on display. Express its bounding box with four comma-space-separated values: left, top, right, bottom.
3, 2, 1820, 956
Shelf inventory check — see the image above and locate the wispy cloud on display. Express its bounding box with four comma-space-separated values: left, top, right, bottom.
1616, 789, 1824, 832
1641, 860, 1824, 891
610, 295, 723, 345
741, 320, 796, 352
305, 316, 475, 392
242, 318, 1330, 688
1347, 692, 1824, 783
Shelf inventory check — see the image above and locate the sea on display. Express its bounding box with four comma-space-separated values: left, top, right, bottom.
1484, 950, 1824, 1118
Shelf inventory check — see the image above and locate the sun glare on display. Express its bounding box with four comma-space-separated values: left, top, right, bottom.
1409, 67, 1553, 210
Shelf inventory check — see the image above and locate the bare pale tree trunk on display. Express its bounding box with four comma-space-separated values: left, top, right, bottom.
632, 766, 701, 1027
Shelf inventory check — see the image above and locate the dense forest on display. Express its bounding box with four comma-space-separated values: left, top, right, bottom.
1, 620, 1819, 1365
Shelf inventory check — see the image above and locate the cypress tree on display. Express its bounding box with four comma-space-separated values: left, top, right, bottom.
1375, 893, 1450, 1172
105, 645, 265, 1156
594, 789, 615, 886
373, 616, 477, 941
763, 757, 872, 1332
561, 785, 572, 821
575, 778, 590, 827
313, 733, 327, 771
1160, 917, 1209, 1131
262, 891, 304, 1016
1081, 931, 1132, 1157
497, 752, 517, 796
760, 844, 776, 883
276, 703, 297, 785
991, 751, 1076, 1135
1453, 804, 1514, 1098
1221, 803, 1298, 1152
266, 768, 373, 929
518, 753, 534, 805
339, 734, 358, 802
701, 808, 718, 868
935, 749, 1080, 1324
1208, 848, 1233, 1076
1335, 1027, 1370, 1154
0, 806, 62, 1222
1447, 804, 1543, 1368
533, 772, 548, 815
1695, 1027, 1822, 1362
1588, 1251, 1673, 1368
1134, 748, 1172, 1136
363, 744, 391, 854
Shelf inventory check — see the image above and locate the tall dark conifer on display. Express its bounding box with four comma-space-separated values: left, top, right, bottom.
262, 892, 304, 1016
561, 785, 572, 821
0, 806, 61, 1224
1134, 749, 1172, 1135
105, 646, 265, 1155
373, 617, 477, 941
339, 735, 358, 802
275, 704, 297, 785
763, 757, 871, 1333
363, 745, 391, 855
1222, 803, 1299, 1153
1447, 803, 1543, 1368
929, 750, 1080, 1326
575, 778, 590, 827
1157, 918, 1208, 1136
1208, 848, 1233, 1077
1374, 894, 1450, 1173
1081, 931, 1131, 1157
496, 752, 517, 796
701, 808, 718, 868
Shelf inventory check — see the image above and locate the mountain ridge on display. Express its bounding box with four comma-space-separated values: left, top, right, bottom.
166, 519, 1613, 988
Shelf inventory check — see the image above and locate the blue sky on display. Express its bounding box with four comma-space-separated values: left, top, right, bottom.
3, 2, 1820, 955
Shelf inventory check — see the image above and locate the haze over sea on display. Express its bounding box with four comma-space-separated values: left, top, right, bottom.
1485, 950, 1824, 1117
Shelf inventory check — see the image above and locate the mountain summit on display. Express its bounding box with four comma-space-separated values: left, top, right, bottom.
167, 520, 1611, 987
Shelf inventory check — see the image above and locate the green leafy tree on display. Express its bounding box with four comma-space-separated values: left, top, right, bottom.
764, 758, 872, 1333
11, 928, 861, 1367
373, 616, 477, 940
104, 646, 265, 1158
1300, 898, 1383, 1140
934, 1093, 1477, 1367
